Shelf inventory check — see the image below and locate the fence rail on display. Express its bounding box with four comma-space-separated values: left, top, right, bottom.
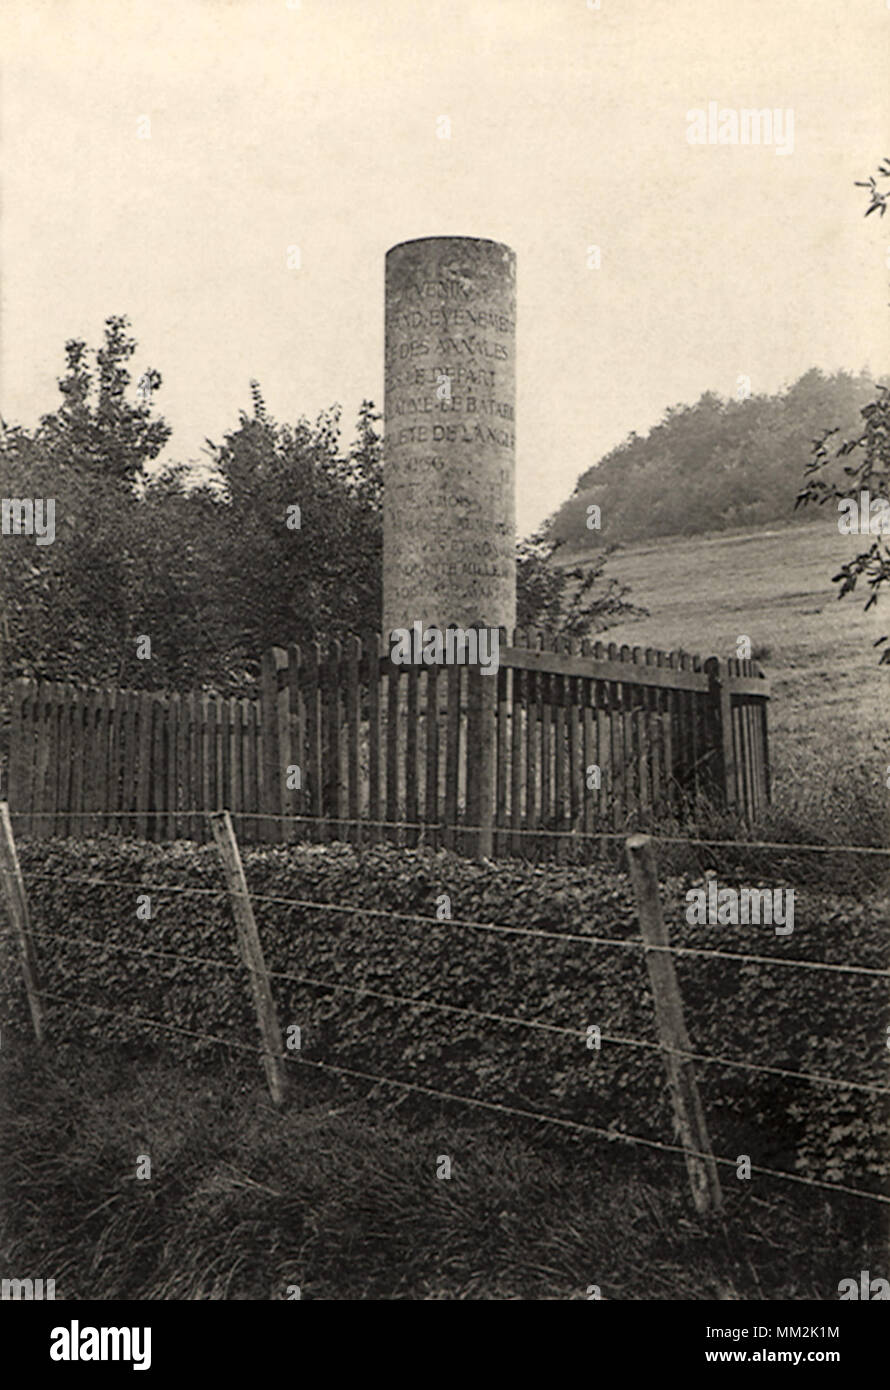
4, 629, 770, 855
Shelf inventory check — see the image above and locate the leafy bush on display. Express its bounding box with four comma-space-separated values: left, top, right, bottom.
2, 836, 887, 1190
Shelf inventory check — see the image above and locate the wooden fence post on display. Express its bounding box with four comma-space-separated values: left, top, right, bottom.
625, 832, 722, 1214
260, 647, 288, 845
466, 663, 496, 859
705, 657, 736, 812
0, 802, 44, 1044
210, 810, 287, 1105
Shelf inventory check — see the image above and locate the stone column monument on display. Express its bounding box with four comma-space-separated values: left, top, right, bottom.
383, 236, 517, 635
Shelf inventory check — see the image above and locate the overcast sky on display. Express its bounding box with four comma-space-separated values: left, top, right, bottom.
2, 0, 887, 533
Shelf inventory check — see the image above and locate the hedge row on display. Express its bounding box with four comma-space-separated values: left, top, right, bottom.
3, 836, 888, 1186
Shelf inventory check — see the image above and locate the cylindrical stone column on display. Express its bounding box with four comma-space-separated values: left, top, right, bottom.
383, 236, 516, 635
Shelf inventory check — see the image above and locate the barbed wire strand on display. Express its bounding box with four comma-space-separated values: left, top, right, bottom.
238, 813, 890, 856
284, 1054, 890, 1207
9, 806, 890, 859
21, 871, 229, 898
653, 835, 890, 859
249, 900, 890, 981
233, 813, 628, 841
33, 991, 890, 1208
39, 990, 263, 1056
16, 871, 890, 981
24, 922, 890, 1099
11, 810, 439, 833
26, 924, 580, 1042
248, 817, 890, 858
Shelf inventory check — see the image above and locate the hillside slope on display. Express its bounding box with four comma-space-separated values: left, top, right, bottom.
550, 369, 881, 551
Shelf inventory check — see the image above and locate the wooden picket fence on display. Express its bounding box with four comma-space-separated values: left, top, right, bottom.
5, 684, 263, 843
4, 630, 770, 856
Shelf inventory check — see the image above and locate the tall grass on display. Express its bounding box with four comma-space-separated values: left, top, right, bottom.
0, 1045, 883, 1301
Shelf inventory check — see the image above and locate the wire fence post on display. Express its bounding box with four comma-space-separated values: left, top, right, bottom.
210, 810, 287, 1105
0, 801, 44, 1044
625, 831, 722, 1214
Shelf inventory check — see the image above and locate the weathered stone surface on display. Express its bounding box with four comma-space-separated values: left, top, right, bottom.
383, 236, 516, 634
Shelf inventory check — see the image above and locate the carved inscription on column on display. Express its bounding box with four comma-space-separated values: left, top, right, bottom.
383, 236, 517, 634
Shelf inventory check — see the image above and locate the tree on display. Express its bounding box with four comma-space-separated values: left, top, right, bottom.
796, 162, 890, 661
516, 526, 646, 638
36, 314, 170, 483
202, 390, 383, 668
342, 399, 384, 511
0, 416, 142, 686
855, 158, 890, 219
552, 370, 879, 550
1, 316, 173, 691
1, 322, 387, 693
2, 313, 637, 696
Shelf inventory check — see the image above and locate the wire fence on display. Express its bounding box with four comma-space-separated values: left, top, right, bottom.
28, 991, 890, 1209
12, 805, 890, 859
20, 867, 890, 981
3, 806, 889, 1212
10, 800, 890, 861
25, 918, 890, 1099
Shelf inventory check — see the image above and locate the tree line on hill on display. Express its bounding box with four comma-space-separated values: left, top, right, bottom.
550, 368, 884, 552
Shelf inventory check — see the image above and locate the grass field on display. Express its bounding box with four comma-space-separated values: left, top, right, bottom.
567, 519, 889, 847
